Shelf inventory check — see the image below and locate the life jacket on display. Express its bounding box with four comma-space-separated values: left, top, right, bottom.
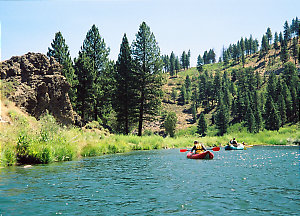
195, 143, 205, 154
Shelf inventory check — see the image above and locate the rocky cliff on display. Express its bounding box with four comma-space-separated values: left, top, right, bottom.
0, 52, 78, 125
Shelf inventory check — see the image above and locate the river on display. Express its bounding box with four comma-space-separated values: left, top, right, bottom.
0, 146, 299, 215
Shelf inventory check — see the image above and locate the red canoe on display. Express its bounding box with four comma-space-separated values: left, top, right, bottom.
187, 151, 214, 159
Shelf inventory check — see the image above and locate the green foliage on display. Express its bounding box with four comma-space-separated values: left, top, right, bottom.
114, 34, 137, 134
47, 31, 77, 105
197, 112, 207, 137
76, 24, 111, 124
264, 95, 281, 131
164, 112, 177, 137
171, 87, 178, 103
132, 22, 163, 136
215, 102, 230, 136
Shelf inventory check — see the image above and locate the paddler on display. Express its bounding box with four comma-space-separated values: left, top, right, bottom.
190, 140, 207, 154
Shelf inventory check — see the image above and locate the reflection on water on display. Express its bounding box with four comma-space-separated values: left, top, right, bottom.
0, 146, 299, 215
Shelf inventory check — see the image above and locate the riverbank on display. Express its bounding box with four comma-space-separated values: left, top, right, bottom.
0, 98, 299, 166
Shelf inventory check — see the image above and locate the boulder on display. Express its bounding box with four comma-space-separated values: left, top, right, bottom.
0, 52, 77, 125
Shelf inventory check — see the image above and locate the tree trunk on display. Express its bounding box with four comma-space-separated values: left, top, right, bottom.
138, 90, 144, 136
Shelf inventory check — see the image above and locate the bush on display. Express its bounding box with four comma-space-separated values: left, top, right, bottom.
164, 112, 177, 137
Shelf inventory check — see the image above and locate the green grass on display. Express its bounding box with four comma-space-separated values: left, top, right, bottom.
1, 107, 298, 167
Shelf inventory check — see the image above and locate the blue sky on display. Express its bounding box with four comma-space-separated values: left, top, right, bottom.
0, 0, 299, 66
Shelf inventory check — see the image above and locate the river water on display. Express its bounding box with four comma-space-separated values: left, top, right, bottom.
0, 146, 299, 215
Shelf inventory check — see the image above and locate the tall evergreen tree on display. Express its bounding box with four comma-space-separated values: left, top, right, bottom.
169, 52, 176, 76
279, 32, 284, 44
253, 91, 263, 133
47, 31, 76, 105
292, 37, 299, 64
175, 56, 181, 74
131, 22, 163, 136
266, 27, 272, 45
245, 106, 255, 133
197, 112, 207, 137
114, 34, 137, 134
280, 40, 289, 64
215, 101, 229, 136
283, 21, 291, 41
277, 93, 286, 126
180, 51, 187, 70
274, 32, 279, 51
171, 87, 177, 104
74, 53, 94, 120
196, 54, 204, 72
79, 24, 111, 122
264, 95, 281, 131
179, 85, 188, 105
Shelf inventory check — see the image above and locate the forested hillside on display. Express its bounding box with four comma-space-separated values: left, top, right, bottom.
44, 17, 299, 137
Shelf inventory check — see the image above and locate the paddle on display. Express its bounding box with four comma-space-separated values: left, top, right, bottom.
180, 146, 220, 152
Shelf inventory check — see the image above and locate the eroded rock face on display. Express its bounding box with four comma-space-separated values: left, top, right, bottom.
0, 52, 77, 124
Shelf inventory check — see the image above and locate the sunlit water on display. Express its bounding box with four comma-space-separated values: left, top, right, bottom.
0, 146, 299, 215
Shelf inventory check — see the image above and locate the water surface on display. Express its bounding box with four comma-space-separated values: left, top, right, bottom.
0, 146, 299, 215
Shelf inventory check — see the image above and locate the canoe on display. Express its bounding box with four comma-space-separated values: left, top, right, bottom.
187, 151, 214, 159
225, 145, 244, 150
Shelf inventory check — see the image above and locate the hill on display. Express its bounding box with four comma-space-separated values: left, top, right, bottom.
144, 39, 299, 135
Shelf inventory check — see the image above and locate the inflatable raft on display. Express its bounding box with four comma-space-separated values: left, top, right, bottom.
187, 151, 214, 159
225, 144, 244, 150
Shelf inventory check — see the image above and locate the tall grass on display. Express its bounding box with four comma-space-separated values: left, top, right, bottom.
0, 106, 298, 167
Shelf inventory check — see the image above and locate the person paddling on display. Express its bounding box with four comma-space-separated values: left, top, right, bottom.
190, 140, 207, 154
232, 138, 238, 147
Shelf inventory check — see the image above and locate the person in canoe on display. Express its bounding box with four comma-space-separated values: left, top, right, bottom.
232, 138, 238, 147
190, 140, 207, 154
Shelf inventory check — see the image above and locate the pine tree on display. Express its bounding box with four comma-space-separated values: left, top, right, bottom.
180, 51, 187, 70
180, 85, 187, 105
266, 27, 272, 45
171, 87, 177, 104
196, 54, 204, 72
264, 95, 281, 131
223, 49, 229, 65
253, 91, 263, 133
74, 52, 94, 120
191, 104, 197, 123
187, 49, 191, 68
175, 56, 181, 75
245, 106, 255, 133
277, 94, 286, 126
114, 34, 137, 134
280, 40, 289, 64
185, 75, 191, 92
79, 24, 110, 122
266, 71, 277, 101
162, 55, 170, 72
47, 31, 76, 105
131, 22, 163, 136
261, 35, 269, 55
283, 21, 291, 41
274, 32, 279, 51
279, 32, 284, 44
164, 112, 177, 137
169, 52, 176, 76
281, 82, 293, 122
197, 112, 207, 137
215, 101, 229, 136
292, 37, 299, 64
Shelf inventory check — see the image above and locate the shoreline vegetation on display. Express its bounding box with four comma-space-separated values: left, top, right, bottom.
0, 99, 299, 167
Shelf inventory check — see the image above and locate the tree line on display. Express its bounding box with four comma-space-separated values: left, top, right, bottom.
47, 22, 163, 136
47, 18, 299, 137
162, 50, 191, 76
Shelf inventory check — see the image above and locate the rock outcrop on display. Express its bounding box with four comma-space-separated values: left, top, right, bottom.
0, 52, 77, 125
